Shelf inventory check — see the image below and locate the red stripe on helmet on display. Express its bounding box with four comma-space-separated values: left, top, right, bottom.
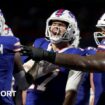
56, 9, 64, 17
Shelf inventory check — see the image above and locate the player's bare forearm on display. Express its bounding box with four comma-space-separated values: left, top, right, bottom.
14, 52, 24, 73
55, 52, 105, 72
21, 46, 105, 72
63, 90, 77, 105
14, 52, 34, 90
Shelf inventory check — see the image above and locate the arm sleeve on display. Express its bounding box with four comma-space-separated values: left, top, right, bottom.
65, 70, 84, 91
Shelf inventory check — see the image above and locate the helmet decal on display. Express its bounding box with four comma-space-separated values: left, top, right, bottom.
56, 9, 65, 17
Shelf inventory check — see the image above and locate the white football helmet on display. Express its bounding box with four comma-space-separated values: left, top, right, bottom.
0, 9, 5, 35
94, 13, 105, 45
0, 9, 14, 36
45, 9, 80, 47
2, 24, 14, 36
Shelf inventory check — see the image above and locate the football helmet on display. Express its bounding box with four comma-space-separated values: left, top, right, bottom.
0, 9, 13, 36
2, 24, 14, 36
0, 9, 5, 35
45, 9, 80, 47
94, 13, 105, 45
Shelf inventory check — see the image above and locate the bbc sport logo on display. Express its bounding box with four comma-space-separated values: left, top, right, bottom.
0, 90, 16, 97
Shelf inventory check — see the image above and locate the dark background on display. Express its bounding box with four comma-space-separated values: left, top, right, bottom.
0, 0, 105, 48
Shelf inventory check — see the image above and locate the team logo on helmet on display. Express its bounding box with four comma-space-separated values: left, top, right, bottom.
56, 9, 64, 17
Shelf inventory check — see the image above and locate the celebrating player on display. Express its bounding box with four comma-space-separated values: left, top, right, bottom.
23, 9, 86, 105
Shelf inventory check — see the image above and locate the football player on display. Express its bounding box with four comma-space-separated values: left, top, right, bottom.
0, 9, 21, 105
90, 13, 105, 105
23, 9, 85, 105
64, 47, 96, 105
0, 9, 35, 105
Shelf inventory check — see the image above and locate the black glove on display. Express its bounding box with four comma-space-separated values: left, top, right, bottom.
21, 46, 56, 62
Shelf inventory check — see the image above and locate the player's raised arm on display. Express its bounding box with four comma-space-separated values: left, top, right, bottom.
55, 51, 105, 72
21, 46, 105, 72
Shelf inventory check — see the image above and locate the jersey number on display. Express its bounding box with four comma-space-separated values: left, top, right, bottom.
36, 70, 59, 91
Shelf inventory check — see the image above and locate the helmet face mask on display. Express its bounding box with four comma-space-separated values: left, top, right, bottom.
94, 13, 105, 45
0, 20, 3, 35
94, 32, 105, 45
48, 20, 72, 43
45, 9, 80, 46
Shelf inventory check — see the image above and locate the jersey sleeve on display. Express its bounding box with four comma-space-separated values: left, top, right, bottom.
65, 70, 83, 91
83, 47, 96, 55
98, 39, 105, 51
12, 37, 21, 52
6, 36, 21, 52
33, 37, 46, 48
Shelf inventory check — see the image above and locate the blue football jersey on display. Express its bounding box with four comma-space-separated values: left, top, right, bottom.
26, 38, 87, 105
74, 47, 96, 105
0, 36, 20, 105
93, 39, 105, 105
